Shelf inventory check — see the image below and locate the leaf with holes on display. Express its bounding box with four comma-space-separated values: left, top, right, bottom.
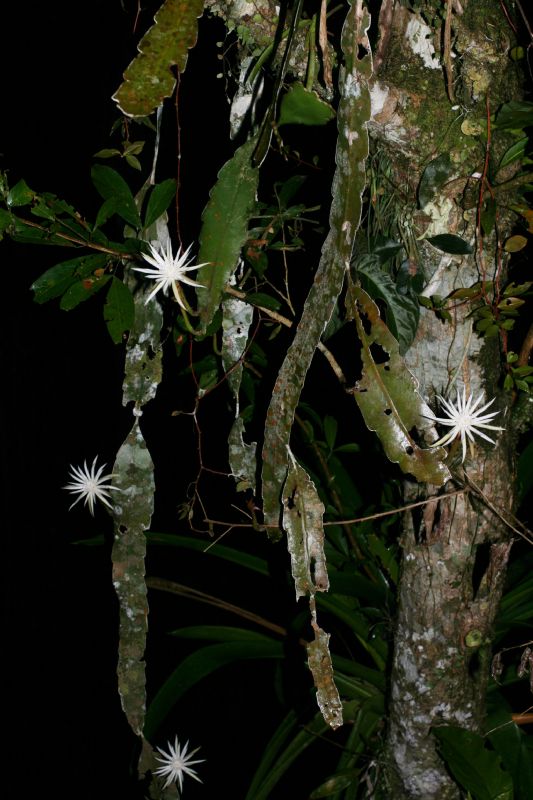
113, 0, 204, 117
262, 0, 372, 538
222, 294, 257, 491
307, 624, 343, 730
348, 285, 449, 485
282, 449, 329, 600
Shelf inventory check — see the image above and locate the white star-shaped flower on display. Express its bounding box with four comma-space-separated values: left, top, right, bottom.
133, 240, 207, 307
153, 736, 204, 792
426, 388, 504, 463
63, 456, 120, 515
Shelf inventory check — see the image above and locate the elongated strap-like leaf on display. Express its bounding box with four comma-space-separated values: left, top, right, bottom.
112, 421, 155, 737
282, 449, 328, 600
113, 0, 205, 117
111, 284, 162, 768
261, 2, 372, 730
145, 640, 283, 739
196, 137, 259, 332
261, 0, 372, 535
307, 617, 343, 730
347, 284, 449, 485
222, 295, 257, 490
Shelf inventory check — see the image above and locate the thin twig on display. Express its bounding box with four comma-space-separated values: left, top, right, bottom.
317, 341, 347, 385
203, 489, 470, 531
146, 576, 291, 639
224, 285, 293, 327
14, 217, 133, 258
462, 472, 533, 543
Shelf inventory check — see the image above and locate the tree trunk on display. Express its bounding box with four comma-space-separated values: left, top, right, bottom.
370, 2, 520, 796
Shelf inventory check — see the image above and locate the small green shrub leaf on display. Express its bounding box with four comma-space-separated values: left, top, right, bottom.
143, 178, 176, 228
91, 164, 141, 228
426, 233, 473, 254
60, 274, 111, 310
31, 253, 108, 303
104, 277, 135, 343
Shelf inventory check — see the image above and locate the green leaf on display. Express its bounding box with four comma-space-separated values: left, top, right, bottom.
426, 233, 473, 254
31, 253, 108, 303
91, 164, 141, 228
104, 277, 135, 343
0, 208, 14, 236
196, 137, 259, 332
12, 220, 70, 246
245, 708, 339, 800
417, 153, 453, 209
310, 771, 359, 798
357, 254, 420, 354
278, 82, 336, 127
434, 726, 513, 800
169, 626, 276, 643
30, 198, 57, 221
94, 197, 119, 229
323, 415, 338, 450
144, 640, 283, 739
317, 593, 387, 669
60, 274, 111, 310
277, 175, 306, 207
7, 178, 35, 207
113, 0, 204, 117
495, 100, 533, 130
146, 532, 270, 576
481, 198, 497, 236
94, 148, 122, 158
348, 285, 449, 486
143, 178, 176, 228
487, 707, 533, 800
498, 138, 528, 170
244, 291, 282, 311
334, 442, 360, 453
124, 154, 142, 171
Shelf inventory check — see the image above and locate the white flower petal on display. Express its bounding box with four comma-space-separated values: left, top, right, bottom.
426, 389, 504, 463
63, 456, 120, 516
153, 735, 204, 791
132, 240, 207, 306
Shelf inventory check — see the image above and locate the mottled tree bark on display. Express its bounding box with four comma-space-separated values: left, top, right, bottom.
369, 2, 521, 796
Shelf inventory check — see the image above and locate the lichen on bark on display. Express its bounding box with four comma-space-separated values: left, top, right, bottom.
369, 3, 522, 797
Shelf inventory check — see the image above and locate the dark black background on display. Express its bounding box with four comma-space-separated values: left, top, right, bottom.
2, 3, 290, 797
5, 4, 532, 799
